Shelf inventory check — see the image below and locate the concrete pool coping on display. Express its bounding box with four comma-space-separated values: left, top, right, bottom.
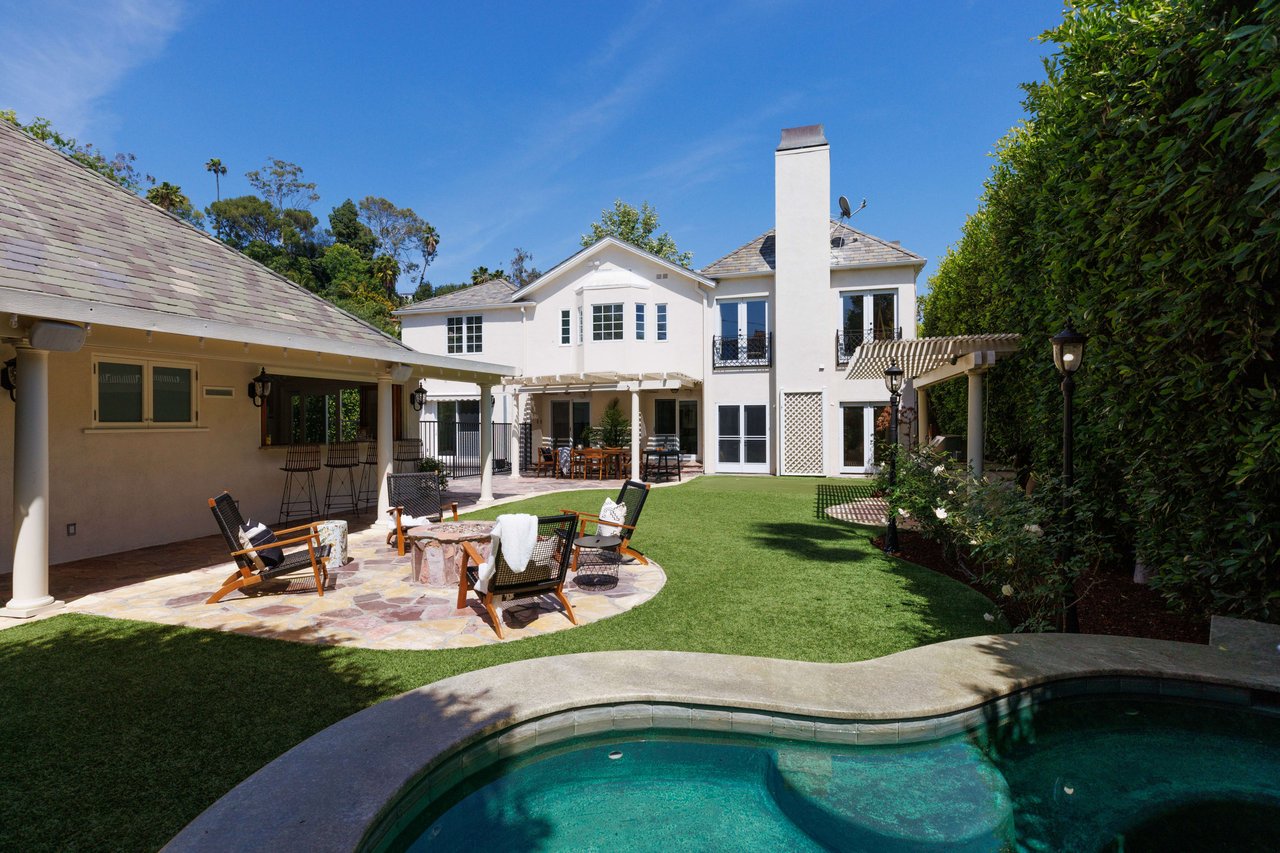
164, 633, 1280, 853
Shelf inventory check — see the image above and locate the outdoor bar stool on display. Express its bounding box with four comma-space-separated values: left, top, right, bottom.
355, 441, 378, 512
279, 444, 322, 525
323, 441, 362, 516
393, 438, 424, 473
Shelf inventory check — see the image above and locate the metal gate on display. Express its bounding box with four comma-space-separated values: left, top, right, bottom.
420, 420, 512, 480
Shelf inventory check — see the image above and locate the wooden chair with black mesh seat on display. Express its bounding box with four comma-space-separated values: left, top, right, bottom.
386, 471, 459, 556
206, 491, 330, 604
564, 479, 652, 573
456, 513, 579, 639
533, 445, 557, 478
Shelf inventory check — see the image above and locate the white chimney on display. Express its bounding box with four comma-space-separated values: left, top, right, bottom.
774, 124, 830, 391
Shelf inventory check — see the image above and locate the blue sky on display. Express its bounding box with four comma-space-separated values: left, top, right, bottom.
1, 0, 1065, 294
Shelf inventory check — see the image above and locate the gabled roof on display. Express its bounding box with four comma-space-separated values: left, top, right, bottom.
395, 278, 523, 315
509, 236, 715, 301
700, 220, 925, 277
0, 120, 500, 373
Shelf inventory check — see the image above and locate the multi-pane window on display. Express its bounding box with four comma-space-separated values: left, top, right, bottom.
635, 303, 646, 340
656, 303, 668, 341
94, 357, 196, 426
560, 309, 571, 344
592, 303, 623, 341
447, 315, 483, 353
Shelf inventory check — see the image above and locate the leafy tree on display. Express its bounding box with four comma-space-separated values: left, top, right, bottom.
405, 218, 440, 287
206, 195, 282, 248
470, 265, 506, 284
508, 247, 541, 287
357, 196, 438, 287
581, 199, 692, 266
145, 182, 203, 226
923, 1, 1280, 620
204, 157, 227, 201
328, 199, 377, 258
2, 110, 151, 191
245, 158, 319, 211
410, 281, 435, 302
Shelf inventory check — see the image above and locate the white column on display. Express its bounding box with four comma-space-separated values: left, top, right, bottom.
3, 346, 60, 618
967, 371, 984, 479
508, 392, 522, 480
630, 387, 641, 481
376, 376, 393, 519
917, 386, 929, 447
479, 384, 494, 503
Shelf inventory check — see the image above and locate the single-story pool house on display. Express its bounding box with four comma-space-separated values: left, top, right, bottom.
0, 119, 513, 618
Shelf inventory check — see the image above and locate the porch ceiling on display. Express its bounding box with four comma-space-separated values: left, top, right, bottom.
503, 371, 701, 393
844, 334, 1022, 388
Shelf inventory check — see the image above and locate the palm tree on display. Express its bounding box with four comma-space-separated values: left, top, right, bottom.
145, 182, 187, 212
204, 157, 227, 201
371, 255, 400, 299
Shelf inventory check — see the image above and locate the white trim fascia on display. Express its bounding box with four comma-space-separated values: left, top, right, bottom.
574, 280, 651, 293
395, 301, 533, 317
510, 237, 716, 301
0, 289, 514, 381
701, 269, 777, 280
830, 259, 927, 273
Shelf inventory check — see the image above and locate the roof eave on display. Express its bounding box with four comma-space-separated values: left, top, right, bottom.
394, 301, 534, 317
510, 237, 715, 301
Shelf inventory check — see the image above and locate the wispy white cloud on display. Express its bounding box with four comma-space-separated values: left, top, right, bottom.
0, 0, 185, 137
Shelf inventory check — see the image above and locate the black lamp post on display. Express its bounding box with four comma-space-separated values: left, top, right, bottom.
247, 367, 272, 408
1050, 321, 1086, 632
883, 357, 904, 554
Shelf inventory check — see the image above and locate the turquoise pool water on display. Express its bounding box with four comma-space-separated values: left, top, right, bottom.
381, 697, 1280, 852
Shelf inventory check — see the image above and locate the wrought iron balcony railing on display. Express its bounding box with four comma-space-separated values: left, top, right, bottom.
835, 326, 903, 365
712, 332, 772, 368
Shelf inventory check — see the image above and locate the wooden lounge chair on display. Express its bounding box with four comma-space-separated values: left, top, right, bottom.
533, 445, 557, 478
206, 492, 330, 604
457, 513, 579, 639
386, 471, 459, 556
566, 479, 652, 571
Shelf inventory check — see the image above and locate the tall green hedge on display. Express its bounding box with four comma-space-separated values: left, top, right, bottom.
922, 0, 1279, 620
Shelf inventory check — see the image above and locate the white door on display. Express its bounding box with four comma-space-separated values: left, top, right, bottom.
718, 403, 769, 473
841, 404, 878, 474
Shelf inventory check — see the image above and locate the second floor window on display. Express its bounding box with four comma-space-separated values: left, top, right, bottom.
592, 303, 623, 341
656, 303, 668, 341
447, 315, 483, 353
635, 303, 646, 340
561, 309, 571, 345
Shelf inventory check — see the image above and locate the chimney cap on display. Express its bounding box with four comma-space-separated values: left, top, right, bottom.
777, 125, 828, 152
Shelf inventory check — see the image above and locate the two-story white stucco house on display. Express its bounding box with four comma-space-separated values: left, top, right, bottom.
397, 124, 923, 478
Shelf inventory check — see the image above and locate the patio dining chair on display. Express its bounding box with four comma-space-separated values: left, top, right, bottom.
206, 492, 330, 604
457, 513, 578, 639
566, 479, 652, 572
386, 471, 459, 555
533, 445, 557, 478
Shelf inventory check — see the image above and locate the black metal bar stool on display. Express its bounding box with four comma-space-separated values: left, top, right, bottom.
356, 441, 379, 512
279, 444, 321, 525
323, 441, 361, 516
393, 438, 424, 473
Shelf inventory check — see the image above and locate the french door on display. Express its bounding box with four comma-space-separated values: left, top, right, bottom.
654, 398, 700, 457
718, 403, 768, 473
841, 404, 877, 474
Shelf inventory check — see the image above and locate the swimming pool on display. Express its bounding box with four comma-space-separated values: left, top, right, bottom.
373, 696, 1280, 852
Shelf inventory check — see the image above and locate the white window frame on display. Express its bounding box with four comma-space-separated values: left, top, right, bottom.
560, 309, 571, 345
717, 401, 768, 473
840, 289, 899, 340
592, 303, 624, 341
656, 303, 668, 341
446, 315, 483, 353
446, 317, 463, 353
635, 303, 646, 340
464, 314, 483, 353
839, 403, 880, 474
92, 355, 198, 428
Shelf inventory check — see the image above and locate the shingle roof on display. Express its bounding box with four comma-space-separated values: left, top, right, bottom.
397, 278, 518, 312
0, 120, 412, 353
700, 220, 924, 277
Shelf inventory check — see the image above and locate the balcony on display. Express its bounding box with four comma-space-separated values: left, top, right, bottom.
712, 333, 772, 369
835, 326, 903, 366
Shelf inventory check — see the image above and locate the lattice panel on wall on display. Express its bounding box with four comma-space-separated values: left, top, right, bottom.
782, 392, 824, 475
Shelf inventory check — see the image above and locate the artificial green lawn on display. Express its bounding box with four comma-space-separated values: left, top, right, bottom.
0, 476, 998, 852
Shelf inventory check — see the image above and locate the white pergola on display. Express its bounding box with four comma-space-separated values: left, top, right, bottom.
845, 334, 1022, 477
502, 372, 700, 482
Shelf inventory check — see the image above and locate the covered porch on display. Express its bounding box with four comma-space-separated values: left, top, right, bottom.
845, 334, 1022, 477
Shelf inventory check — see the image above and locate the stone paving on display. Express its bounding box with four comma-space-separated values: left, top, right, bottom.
0, 474, 674, 648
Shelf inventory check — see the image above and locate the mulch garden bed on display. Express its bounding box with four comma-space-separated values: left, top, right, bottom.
871, 529, 1211, 644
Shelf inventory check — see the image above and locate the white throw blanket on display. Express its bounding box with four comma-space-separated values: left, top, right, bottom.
475, 513, 539, 595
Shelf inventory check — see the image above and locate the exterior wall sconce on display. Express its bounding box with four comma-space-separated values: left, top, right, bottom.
247, 367, 272, 408
1, 358, 15, 401
409, 384, 428, 412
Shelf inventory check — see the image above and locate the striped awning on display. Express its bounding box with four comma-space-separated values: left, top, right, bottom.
502, 371, 701, 392
844, 334, 1022, 381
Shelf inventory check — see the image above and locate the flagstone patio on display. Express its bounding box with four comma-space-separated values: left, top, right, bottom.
0, 475, 674, 647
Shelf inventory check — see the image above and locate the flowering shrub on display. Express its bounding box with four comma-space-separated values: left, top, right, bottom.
877, 446, 1105, 632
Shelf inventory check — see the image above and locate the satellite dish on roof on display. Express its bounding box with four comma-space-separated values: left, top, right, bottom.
838, 196, 852, 219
